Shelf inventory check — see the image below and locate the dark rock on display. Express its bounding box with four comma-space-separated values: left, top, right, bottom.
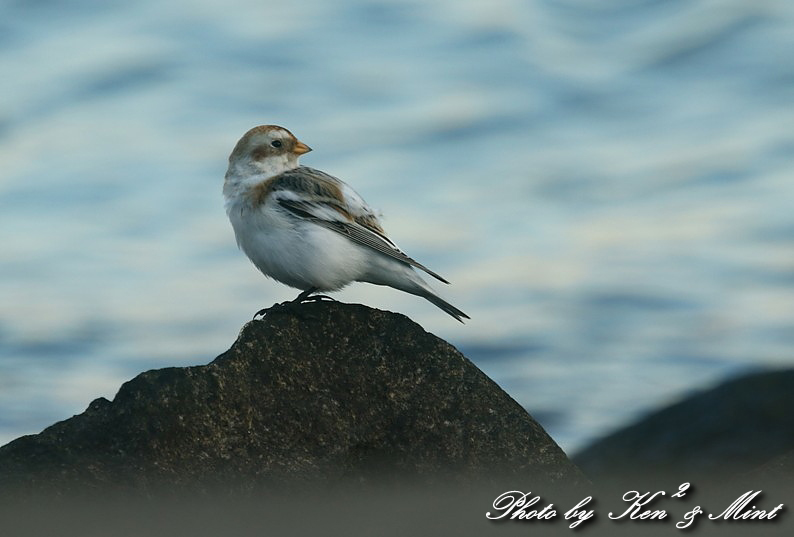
573, 369, 794, 484
0, 301, 585, 496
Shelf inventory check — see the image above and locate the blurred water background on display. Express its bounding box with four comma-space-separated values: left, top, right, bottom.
1, 0, 793, 453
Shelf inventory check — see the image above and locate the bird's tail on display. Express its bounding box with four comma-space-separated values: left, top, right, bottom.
418, 289, 470, 323
365, 266, 469, 323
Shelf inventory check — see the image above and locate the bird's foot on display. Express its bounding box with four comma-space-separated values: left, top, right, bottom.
296, 293, 336, 303
252, 288, 336, 320
291, 287, 319, 303
252, 307, 271, 319
289, 288, 336, 303
253, 301, 300, 320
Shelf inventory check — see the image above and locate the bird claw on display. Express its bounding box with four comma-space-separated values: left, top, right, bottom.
252, 307, 271, 320
252, 289, 336, 320
289, 288, 337, 304
297, 294, 336, 303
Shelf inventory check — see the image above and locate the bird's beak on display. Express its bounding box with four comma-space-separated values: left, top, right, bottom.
293, 140, 312, 155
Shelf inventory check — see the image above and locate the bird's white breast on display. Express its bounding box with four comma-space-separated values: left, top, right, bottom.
225, 194, 369, 292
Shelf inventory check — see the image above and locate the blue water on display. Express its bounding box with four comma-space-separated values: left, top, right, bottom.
2, 0, 794, 453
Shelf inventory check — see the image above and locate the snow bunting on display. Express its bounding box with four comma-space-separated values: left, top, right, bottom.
223, 125, 469, 322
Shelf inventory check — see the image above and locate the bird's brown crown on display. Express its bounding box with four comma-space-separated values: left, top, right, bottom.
229, 125, 310, 163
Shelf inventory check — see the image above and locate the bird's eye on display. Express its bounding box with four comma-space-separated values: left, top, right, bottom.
270, 140, 283, 148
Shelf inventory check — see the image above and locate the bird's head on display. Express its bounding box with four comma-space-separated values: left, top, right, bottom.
227, 125, 311, 179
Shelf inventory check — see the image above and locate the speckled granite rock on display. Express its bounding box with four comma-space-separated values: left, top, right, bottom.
0, 301, 585, 495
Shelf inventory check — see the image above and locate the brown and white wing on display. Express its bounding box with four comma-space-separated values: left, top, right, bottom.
268, 167, 450, 284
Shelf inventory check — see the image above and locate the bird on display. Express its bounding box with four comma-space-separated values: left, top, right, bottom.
223, 125, 469, 323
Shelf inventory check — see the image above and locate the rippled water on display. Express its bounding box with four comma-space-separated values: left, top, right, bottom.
2, 0, 794, 452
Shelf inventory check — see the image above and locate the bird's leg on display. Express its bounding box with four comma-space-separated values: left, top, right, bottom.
291, 288, 337, 303
292, 287, 319, 303
252, 289, 316, 319
253, 287, 337, 320
304, 294, 335, 302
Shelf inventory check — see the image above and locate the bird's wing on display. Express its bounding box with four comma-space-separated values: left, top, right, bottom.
268, 167, 450, 284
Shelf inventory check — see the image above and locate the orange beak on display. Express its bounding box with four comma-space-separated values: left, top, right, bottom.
293, 140, 312, 155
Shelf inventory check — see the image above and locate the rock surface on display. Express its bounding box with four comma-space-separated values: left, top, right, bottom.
0, 301, 585, 495
574, 369, 794, 483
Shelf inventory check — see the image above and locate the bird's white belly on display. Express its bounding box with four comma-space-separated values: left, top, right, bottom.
229, 204, 368, 291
